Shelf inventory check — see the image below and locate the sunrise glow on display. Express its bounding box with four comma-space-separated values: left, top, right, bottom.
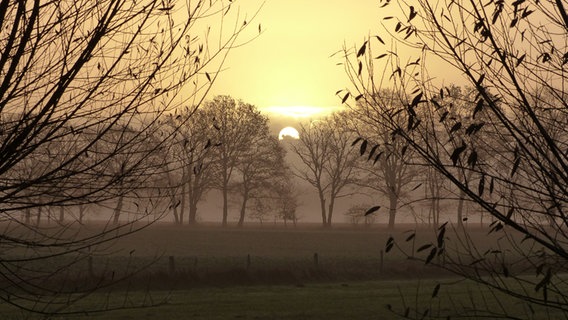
264, 105, 342, 118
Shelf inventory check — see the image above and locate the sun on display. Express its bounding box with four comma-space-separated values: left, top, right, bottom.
278, 126, 300, 140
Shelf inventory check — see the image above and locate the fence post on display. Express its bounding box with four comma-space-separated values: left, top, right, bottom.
169, 256, 175, 275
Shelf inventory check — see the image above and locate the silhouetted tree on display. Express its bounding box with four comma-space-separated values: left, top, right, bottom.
162, 109, 218, 224
344, 203, 376, 226
346, 92, 419, 229
292, 113, 359, 227
202, 95, 269, 226
273, 175, 300, 226
247, 167, 298, 226
234, 134, 287, 227
0, 0, 253, 315
343, 0, 568, 317
249, 197, 273, 225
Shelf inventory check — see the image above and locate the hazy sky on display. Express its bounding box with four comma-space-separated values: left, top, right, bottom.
209, 0, 381, 120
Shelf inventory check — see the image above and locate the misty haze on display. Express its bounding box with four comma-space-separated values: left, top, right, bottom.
0, 0, 567, 319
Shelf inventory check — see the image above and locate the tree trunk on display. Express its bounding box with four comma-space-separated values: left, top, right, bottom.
456, 171, 472, 229
327, 198, 335, 228
388, 192, 398, 230
435, 198, 441, 227
188, 201, 198, 224
113, 195, 124, 225
431, 196, 441, 229
59, 206, 65, 223
170, 194, 180, 224
188, 173, 200, 224
79, 205, 86, 224
433, 179, 441, 229
36, 207, 42, 226
238, 190, 249, 227
180, 178, 186, 224
25, 208, 31, 224
457, 190, 465, 229
430, 198, 437, 229
318, 189, 327, 227
222, 186, 228, 227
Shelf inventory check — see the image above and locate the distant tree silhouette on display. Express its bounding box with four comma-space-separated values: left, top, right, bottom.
344, 203, 376, 226
273, 173, 300, 226
161, 109, 218, 224
345, 91, 419, 229
343, 0, 568, 317
200, 95, 269, 226
234, 134, 287, 227
292, 114, 359, 227
247, 167, 298, 226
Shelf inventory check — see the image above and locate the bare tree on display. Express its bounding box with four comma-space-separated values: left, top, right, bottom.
273, 175, 300, 227
246, 167, 298, 226
248, 197, 273, 225
0, 0, 254, 315
292, 114, 359, 227
161, 108, 218, 224
344, 203, 376, 226
342, 0, 568, 317
347, 92, 419, 229
87, 123, 168, 225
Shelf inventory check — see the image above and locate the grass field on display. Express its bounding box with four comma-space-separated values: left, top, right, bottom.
0, 223, 559, 319
3, 278, 557, 320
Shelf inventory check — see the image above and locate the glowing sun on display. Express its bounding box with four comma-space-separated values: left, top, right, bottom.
278, 126, 300, 140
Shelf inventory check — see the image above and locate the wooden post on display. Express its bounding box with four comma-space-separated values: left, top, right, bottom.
379, 250, 384, 273
169, 256, 175, 275
313, 253, 319, 268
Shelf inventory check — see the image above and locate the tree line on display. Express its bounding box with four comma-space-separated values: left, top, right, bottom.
8, 87, 499, 230
47, 87, 508, 230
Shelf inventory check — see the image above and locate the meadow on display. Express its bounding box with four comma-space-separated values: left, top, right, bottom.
70, 223, 455, 286
0, 223, 559, 319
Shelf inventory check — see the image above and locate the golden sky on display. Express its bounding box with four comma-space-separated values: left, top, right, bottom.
209, 0, 382, 118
